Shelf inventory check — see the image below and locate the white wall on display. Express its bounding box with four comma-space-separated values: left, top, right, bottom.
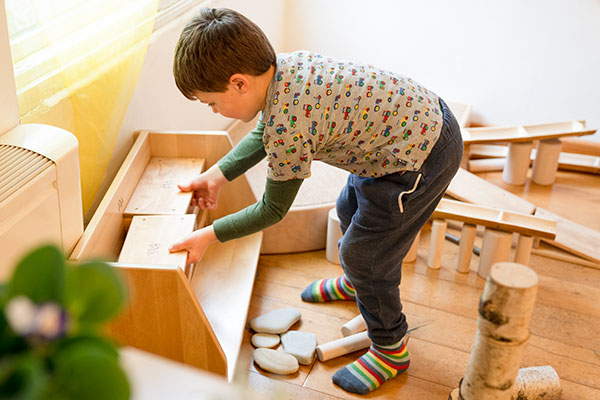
90, 0, 285, 220
282, 0, 600, 135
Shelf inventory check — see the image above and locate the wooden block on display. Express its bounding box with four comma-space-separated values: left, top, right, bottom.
446, 101, 472, 128
502, 141, 532, 185
124, 157, 205, 218
531, 139, 562, 185
534, 208, 600, 264
457, 223, 477, 273
447, 168, 536, 215
118, 215, 196, 271
341, 314, 367, 337
404, 231, 421, 263
433, 198, 556, 239
326, 207, 342, 264
477, 229, 512, 278
514, 235, 534, 265
462, 120, 595, 144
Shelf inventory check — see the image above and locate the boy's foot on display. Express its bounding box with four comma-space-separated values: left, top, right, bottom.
332, 339, 410, 394
301, 275, 356, 302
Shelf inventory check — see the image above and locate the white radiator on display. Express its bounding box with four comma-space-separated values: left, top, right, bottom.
0, 124, 83, 280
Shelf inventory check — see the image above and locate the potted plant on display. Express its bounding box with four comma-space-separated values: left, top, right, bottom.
0, 245, 129, 399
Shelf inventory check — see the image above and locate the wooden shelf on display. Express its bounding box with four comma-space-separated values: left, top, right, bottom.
70, 130, 261, 381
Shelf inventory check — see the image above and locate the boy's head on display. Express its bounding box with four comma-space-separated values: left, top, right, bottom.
173, 8, 276, 99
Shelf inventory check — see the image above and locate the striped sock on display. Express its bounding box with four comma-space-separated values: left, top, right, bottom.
332, 339, 410, 394
300, 275, 356, 302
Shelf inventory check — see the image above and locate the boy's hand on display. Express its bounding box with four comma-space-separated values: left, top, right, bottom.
179, 164, 228, 210
169, 225, 218, 264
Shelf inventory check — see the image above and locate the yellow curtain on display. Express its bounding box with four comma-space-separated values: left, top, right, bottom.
6, 0, 159, 216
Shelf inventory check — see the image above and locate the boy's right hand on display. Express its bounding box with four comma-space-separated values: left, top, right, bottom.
178, 163, 228, 210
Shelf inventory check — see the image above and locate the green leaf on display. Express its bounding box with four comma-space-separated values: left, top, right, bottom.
49, 340, 129, 400
0, 353, 47, 400
9, 245, 65, 304
64, 262, 126, 324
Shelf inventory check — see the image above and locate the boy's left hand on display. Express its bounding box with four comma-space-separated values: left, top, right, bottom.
169, 225, 218, 263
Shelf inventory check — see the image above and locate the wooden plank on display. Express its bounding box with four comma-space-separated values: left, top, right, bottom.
433, 199, 556, 238
107, 264, 227, 377
469, 144, 600, 174
118, 215, 195, 271
462, 120, 595, 144
189, 232, 263, 381
124, 157, 205, 218
446, 168, 536, 215
446, 100, 472, 128
146, 131, 257, 221
534, 208, 600, 264
70, 132, 152, 261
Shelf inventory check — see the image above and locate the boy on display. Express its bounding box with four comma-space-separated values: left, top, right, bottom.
169, 8, 462, 395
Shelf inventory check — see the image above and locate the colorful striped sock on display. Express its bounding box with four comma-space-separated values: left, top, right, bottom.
332, 339, 410, 394
300, 275, 356, 302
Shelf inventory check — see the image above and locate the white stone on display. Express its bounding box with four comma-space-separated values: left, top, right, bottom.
281, 330, 317, 365
251, 333, 280, 348
249, 308, 301, 334
253, 348, 299, 375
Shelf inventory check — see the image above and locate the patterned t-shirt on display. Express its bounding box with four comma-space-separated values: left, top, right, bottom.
261, 51, 444, 181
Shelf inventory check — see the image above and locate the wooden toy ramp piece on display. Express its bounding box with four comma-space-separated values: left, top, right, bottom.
118, 214, 196, 272
124, 157, 205, 219
446, 100, 472, 128
433, 199, 556, 239
107, 263, 227, 377
462, 120, 595, 144
70, 130, 261, 380
446, 168, 536, 215
534, 208, 600, 264
188, 232, 262, 380
468, 144, 600, 174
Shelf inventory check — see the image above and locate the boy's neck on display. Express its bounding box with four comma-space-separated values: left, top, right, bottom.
256, 64, 275, 111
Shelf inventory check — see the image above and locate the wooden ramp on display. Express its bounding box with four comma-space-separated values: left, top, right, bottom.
462, 120, 595, 144
534, 208, 600, 264
70, 130, 261, 380
446, 168, 536, 215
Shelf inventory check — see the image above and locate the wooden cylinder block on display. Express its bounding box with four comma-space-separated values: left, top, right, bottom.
478, 229, 512, 279
460, 262, 539, 400
404, 231, 421, 263
502, 141, 533, 185
457, 223, 477, 273
532, 138, 562, 185
316, 331, 371, 362
514, 235, 534, 266
326, 208, 343, 265
428, 219, 447, 270
341, 314, 367, 337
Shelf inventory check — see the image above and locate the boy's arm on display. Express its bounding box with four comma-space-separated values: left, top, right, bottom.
218, 120, 266, 181
212, 178, 303, 242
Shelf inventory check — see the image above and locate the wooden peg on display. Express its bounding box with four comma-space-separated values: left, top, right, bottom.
514, 234, 534, 265
532, 138, 562, 185
457, 223, 477, 273
478, 228, 512, 278
502, 141, 532, 185
404, 231, 421, 263
341, 314, 366, 337
428, 219, 447, 269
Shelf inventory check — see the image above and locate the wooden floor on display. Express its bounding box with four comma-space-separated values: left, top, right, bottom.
238, 169, 600, 399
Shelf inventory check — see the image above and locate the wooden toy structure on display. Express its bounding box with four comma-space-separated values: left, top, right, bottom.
70, 130, 262, 380
461, 120, 596, 185
424, 199, 557, 277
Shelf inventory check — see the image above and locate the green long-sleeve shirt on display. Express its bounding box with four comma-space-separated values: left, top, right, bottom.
213, 121, 303, 242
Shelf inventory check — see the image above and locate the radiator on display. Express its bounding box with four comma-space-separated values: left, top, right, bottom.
0, 124, 83, 280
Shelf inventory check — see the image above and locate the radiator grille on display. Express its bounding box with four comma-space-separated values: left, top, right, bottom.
0, 144, 54, 203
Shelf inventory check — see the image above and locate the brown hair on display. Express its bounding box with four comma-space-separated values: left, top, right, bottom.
173, 8, 276, 99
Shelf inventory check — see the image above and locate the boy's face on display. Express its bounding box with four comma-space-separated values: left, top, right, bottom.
193, 80, 263, 122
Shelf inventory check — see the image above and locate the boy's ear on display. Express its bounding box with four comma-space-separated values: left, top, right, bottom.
230, 74, 250, 93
